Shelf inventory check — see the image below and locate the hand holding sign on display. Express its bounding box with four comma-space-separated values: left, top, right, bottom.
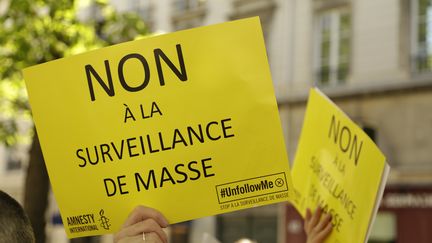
304, 207, 333, 243
114, 206, 169, 243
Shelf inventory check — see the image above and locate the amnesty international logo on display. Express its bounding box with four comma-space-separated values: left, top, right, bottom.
98, 209, 111, 230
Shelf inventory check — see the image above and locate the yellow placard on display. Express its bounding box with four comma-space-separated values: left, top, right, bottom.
291, 88, 389, 243
23, 17, 293, 238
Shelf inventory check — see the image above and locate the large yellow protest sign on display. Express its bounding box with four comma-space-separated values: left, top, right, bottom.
23, 17, 293, 238
291, 88, 390, 243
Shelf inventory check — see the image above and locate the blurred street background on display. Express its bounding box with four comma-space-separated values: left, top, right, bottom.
1, 0, 432, 242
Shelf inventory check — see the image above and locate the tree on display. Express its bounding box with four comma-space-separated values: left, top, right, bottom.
0, 1, 148, 242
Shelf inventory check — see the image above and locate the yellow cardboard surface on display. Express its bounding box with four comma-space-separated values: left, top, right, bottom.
291, 88, 388, 243
23, 17, 293, 238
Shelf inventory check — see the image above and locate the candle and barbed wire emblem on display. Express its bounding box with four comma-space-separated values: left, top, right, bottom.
99, 209, 111, 230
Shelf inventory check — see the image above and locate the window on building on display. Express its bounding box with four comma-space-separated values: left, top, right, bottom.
363, 126, 377, 142
136, 0, 152, 24
0, 145, 22, 171
172, 0, 207, 31
367, 212, 397, 243
6, 153, 21, 171
412, 0, 432, 72
315, 8, 351, 86
174, 0, 206, 12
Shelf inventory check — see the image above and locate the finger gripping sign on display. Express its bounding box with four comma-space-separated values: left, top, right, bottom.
23, 17, 294, 238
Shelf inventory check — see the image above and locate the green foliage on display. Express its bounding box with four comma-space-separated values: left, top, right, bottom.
0, 0, 148, 146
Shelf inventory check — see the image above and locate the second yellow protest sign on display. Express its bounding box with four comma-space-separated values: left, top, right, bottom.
291, 88, 390, 243
23, 17, 293, 238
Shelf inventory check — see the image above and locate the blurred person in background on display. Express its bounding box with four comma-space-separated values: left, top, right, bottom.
0, 190, 35, 243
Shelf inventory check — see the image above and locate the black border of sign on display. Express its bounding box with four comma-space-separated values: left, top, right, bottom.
215, 172, 289, 204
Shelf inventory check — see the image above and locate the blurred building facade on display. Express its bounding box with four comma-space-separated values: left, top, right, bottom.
1, 0, 432, 242
126, 0, 432, 242
279, 0, 432, 242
